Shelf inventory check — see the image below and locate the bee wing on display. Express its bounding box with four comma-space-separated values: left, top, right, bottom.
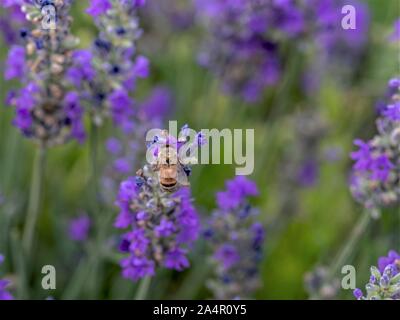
176, 164, 190, 187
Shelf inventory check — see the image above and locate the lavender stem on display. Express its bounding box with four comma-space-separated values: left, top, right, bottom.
22, 144, 46, 255
135, 276, 151, 300
329, 210, 371, 279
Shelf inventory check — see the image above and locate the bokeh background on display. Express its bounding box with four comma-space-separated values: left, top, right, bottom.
0, 0, 399, 299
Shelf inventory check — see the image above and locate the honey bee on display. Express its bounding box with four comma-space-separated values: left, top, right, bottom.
153, 130, 190, 192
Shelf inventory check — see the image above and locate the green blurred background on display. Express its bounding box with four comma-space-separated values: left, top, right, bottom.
0, 0, 399, 299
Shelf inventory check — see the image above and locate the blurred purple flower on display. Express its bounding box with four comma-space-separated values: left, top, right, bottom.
0, 255, 13, 300
71, 1, 148, 133
3, 1, 84, 145
113, 158, 132, 174
4, 45, 26, 80
297, 159, 319, 187
216, 176, 258, 210
67, 50, 96, 87
196, 0, 370, 102
68, 215, 91, 242
205, 176, 264, 299
64, 92, 86, 143
214, 244, 240, 270
389, 19, 400, 42
350, 77, 400, 210
106, 138, 123, 155
86, 0, 112, 17
139, 87, 172, 120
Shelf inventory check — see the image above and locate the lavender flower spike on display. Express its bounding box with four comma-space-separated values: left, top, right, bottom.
350, 77, 400, 212
205, 176, 265, 299
114, 127, 203, 281
3, 0, 84, 146
70, 0, 149, 132
354, 250, 400, 300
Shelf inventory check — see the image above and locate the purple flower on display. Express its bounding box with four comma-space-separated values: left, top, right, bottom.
378, 250, 400, 274
353, 288, 363, 300
126, 229, 150, 254
0, 280, 13, 300
86, 0, 112, 17
155, 218, 176, 237
106, 138, 122, 155
108, 89, 134, 128
355, 250, 400, 300
4, 45, 26, 80
139, 87, 172, 120
216, 176, 258, 210
205, 176, 264, 299
351, 139, 372, 171
67, 50, 96, 87
114, 207, 134, 229
72, 0, 148, 133
68, 215, 91, 242
0, 255, 13, 300
214, 244, 240, 270
389, 18, 400, 42
11, 82, 40, 133
64, 92, 86, 143
297, 159, 319, 187
121, 256, 155, 281
0, 4, 26, 45
369, 155, 394, 182
196, 0, 369, 102
132, 56, 150, 78
164, 248, 189, 271
114, 160, 200, 281
350, 77, 400, 210
4, 1, 83, 146
113, 158, 132, 174
382, 102, 400, 121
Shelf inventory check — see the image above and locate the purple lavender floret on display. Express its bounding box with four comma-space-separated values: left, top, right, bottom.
216, 176, 258, 211
378, 250, 400, 274
68, 214, 91, 242
4, 45, 26, 80
114, 166, 200, 281
0, 1, 27, 45
205, 176, 265, 299
0, 254, 13, 300
86, 0, 112, 17
354, 250, 400, 300
349, 77, 400, 212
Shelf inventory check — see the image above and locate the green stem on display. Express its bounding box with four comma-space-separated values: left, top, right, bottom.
22, 144, 46, 255
90, 122, 99, 205
135, 277, 151, 300
87, 121, 102, 298
11, 230, 28, 299
328, 210, 371, 278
